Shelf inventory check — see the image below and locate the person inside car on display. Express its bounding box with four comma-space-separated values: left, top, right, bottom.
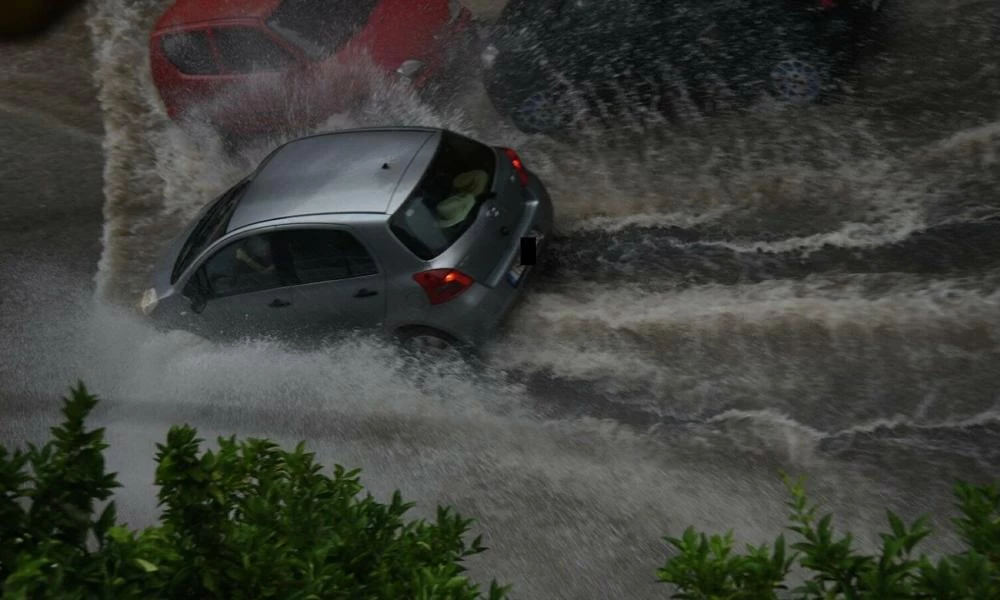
235, 236, 276, 274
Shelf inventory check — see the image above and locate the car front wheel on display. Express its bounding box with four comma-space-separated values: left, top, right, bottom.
769, 56, 828, 105
507, 85, 579, 134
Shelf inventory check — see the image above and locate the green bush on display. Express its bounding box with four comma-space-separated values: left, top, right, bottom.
657, 475, 1000, 599
0, 383, 509, 599
2, 382, 998, 599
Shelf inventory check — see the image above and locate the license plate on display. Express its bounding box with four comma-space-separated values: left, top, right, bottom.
507, 231, 544, 287
507, 263, 528, 287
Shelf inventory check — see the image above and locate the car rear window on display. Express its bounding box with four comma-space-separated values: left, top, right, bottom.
389, 132, 497, 261
214, 27, 295, 73
160, 30, 217, 75
267, 0, 379, 59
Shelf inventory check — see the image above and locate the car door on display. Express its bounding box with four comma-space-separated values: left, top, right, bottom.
209, 24, 304, 131
182, 230, 298, 339
277, 227, 387, 338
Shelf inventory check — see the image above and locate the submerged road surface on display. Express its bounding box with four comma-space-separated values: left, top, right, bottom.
2, 1, 999, 597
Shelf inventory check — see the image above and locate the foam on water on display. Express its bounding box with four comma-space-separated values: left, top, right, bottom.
44, 0, 1000, 596
7, 256, 997, 597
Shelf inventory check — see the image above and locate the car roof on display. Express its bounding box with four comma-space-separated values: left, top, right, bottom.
226, 127, 441, 233
154, 0, 282, 30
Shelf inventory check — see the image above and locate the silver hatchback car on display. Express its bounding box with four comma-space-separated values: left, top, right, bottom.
139, 127, 554, 353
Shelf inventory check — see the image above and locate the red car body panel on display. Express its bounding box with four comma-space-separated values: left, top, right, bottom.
155, 0, 281, 28
149, 0, 471, 136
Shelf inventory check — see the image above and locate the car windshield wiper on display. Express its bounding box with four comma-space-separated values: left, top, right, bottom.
171, 181, 248, 283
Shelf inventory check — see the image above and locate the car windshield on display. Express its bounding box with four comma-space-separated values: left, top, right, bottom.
389, 133, 497, 260
266, 0, 379, 59
171, 180, 249, 284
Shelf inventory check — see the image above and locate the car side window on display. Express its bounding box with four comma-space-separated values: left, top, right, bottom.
214, 27, 295, 74
161, 30, 217, 75
200, 233, 284, 297
284, 229, 377, 285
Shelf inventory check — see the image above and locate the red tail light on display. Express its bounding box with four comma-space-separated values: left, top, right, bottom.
819, 0, 836, 7
413, 269, 474, 305
502, 147, 529, 187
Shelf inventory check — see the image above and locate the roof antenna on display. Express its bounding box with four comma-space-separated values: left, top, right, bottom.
381, 162, 390, 170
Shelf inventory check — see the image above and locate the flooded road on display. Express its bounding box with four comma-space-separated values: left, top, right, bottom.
2, 0, 999, 597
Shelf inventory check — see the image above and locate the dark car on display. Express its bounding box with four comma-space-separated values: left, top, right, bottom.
479, 0, 890, 133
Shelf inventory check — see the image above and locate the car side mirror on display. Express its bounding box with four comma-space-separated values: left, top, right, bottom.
190, 292, 207, 314
184, 272, 209, 314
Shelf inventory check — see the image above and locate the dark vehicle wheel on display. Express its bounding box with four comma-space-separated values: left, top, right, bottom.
504, 84, 579, 134
768, 55, 828, 105
396, 326, 473, 361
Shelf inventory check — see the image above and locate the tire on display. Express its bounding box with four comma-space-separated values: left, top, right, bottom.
505, 83, 579, 134
395, 326, 475, 362
768, 55, 831, 105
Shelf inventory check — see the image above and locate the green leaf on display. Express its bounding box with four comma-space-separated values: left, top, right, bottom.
133, 558, 159, 573
444, 575, 468, 589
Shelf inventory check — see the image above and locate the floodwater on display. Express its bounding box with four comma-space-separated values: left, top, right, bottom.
2, 0, 999, 597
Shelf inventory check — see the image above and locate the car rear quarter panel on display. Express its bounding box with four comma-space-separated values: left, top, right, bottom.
346, 0, 456, 73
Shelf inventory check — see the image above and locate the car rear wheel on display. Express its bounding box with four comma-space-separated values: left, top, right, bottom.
396, 326, 471, 361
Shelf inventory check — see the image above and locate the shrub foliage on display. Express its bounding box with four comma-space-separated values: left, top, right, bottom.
0, 383, 509, 599
1, 382, 998, 599
657, 474, 1000, 598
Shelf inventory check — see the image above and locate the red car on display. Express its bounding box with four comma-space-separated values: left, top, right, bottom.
150, 0, 474, 140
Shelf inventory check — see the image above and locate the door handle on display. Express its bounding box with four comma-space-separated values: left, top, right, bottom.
354, 288, 378, 298
268, 298, 292, 308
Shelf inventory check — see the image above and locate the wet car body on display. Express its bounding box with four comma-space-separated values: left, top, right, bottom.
139, 127, 554, 353
149, 0, 475, 138
480, 0, 890, 133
